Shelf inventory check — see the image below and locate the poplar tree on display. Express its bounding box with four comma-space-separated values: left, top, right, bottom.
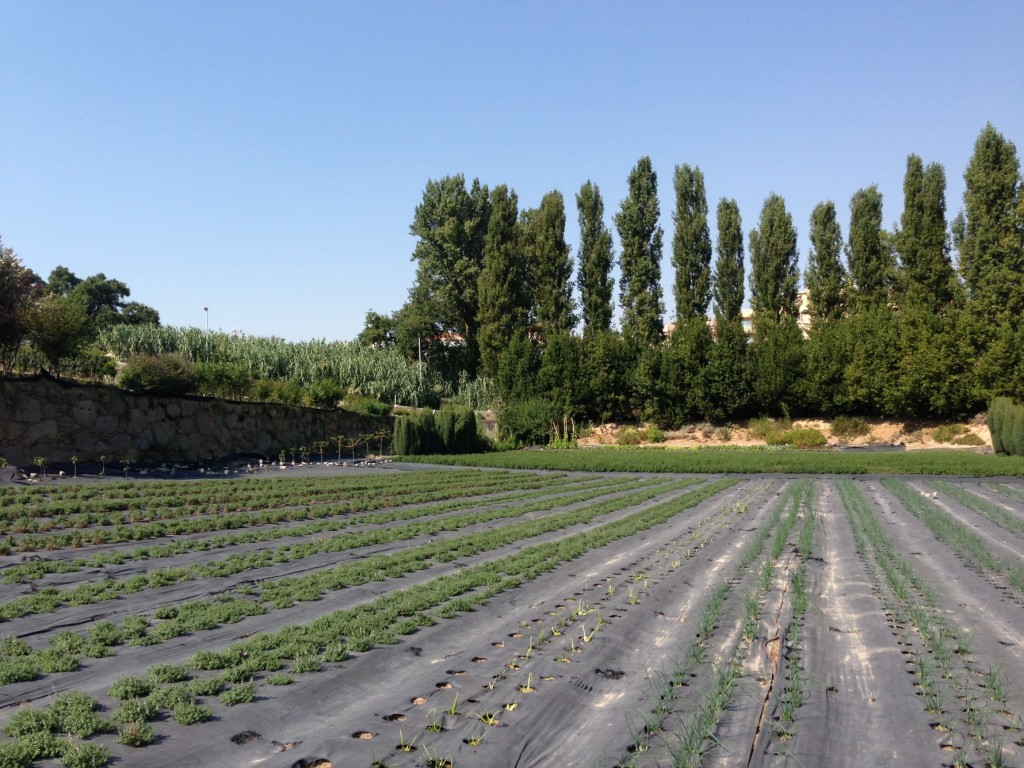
748, 194, 802, 413
803, 201, 848, 413
614, 156, 665, 349
522, 190, 576, 342
671, 164, 712, 321
477, 185, 527, 378
846, 185, 892, 309
575, 181, 614, 336
805, 201, 846, 321
953, 123, 1023, 397
705, 198, 747, 420
897, 155, 957, 311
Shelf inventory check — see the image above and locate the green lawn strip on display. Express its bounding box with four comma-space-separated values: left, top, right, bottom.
2, 475, 631, 583
0, 477, 673, 623
402, 447, 1024, 477
1, 471, 576, 545
882, 478, 1024, 590
838, 480, 1013, 764
618, 481, 809, 765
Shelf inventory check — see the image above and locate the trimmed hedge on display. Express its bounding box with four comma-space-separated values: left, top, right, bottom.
988, 397, 1024, 456
395, 406, 482, 456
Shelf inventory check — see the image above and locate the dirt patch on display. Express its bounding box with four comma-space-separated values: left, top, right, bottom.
578, 416, 992, 452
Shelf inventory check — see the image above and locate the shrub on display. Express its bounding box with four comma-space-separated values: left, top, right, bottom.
0, 658, 40, 686
647, 426, 666, 443
3, 709, 52, 738
831, 415, 870, 439
767, 428, 827, 449
342, 393, 392, 417
931, 424, 967, 443
118, 354, 199, 395
264, 674, 293, 686
715, 426, 732, 442
117, 721, 155, 747
195, 361, 253, 400
954, 432, 985, 447
108, 676, 154, 700
36, 650, 79, 674
617, 427, 643, 446
59, 742, 110, 768
304, 378, 344, 409
172, 700, 212, 726
46, 692, 106, 739
747, 417, 780, 441
186, 677, 224, 697
111, 699, 158, 724
219, 683, 255, 706
13, 731, 62, 761
149, 663, 189, 684
498, 397, 558, 448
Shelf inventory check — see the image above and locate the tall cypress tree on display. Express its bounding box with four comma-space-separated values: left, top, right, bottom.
748, 194, 802, 413
846, 185, 892, 309
705, 198, 748, 420
614, 156, 665, 349
575, 181, 615, 336
671, 164, 712, 322
477, 185, 527, 378
522, 190, 576, 342
803, 201, 848, 414
897, 155, 957, 311
805, 201, 845, 321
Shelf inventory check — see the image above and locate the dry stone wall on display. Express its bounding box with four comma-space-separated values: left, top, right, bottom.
0, 374, 388, 467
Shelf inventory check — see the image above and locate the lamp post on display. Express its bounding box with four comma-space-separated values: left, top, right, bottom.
203, 307, 210, 363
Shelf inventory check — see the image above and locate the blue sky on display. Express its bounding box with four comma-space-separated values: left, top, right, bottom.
2, 2, 1022, 342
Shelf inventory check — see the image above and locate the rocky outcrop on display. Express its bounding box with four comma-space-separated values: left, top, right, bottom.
0, 374, 387, 466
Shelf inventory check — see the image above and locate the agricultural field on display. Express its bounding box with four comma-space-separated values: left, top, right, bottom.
1, 466, 1024, 767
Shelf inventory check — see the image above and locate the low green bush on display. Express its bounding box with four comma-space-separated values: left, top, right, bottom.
765, 428, 827, 449
988, 397, 1024, 455
148, 663, 189, 684
931, 423, 967, 443
954, 432, 985, 447
219, 683, 255, 706
108, 677, 153, 700
172, 700, 212, 726
831, 415, 870, 439
60, 741, 110, 768
342, 393, 392, 417
118, 354, 199, 395
647, 426, 666, 443
117, 721, 155, 747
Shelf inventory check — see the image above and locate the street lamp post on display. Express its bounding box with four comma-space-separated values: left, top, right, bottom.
203, 307, 210, 363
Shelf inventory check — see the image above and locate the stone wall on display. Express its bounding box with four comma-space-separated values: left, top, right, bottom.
0, 374, 388, 467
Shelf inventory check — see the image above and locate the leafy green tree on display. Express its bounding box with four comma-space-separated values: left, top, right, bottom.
748, 194, 802, 413
522, 190, 576, 341
952, 123, 1023, 397
805, 201, 846, 321
706, 198, 747, 420
477, 185, 528, 378
846, 186, 892, 309
892, 304, 974, 418
575, 181, 615, 337
655, 318, 712, 426
671, 164, 712, 321
0, 239, 43, 372
614, 156, 665, 349
408, 174, 491, 373
45, 266, 159, 330
841, 306, 901, 415
536, 331, 584, 418
803, 317, 849, 415
496, 332, 539, 402
121, 301, 161, 326
27, 293, 92, 377
581, 330, 631, 422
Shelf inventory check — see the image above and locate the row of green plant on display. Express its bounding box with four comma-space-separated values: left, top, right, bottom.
618, 481, 810, 765
839, 479, 1013, 766
1, 475, 624, 583
0, 476, 667, 623
929, 480, 1024, 540
1, 471, 577, 552
882, 478, 1024, 592
1, 478, 742, 762
0, 469, 573, 542
405, 446, 1024, 477
0, 478, 692, 682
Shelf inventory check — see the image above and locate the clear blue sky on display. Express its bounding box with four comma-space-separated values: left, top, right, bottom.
3, 2, 1022, 342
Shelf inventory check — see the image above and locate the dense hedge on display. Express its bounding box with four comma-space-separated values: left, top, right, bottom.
989, 397, 1024, 456
394, 406, 482, 455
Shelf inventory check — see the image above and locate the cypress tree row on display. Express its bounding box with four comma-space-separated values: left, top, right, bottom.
575, 181, 615, 337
